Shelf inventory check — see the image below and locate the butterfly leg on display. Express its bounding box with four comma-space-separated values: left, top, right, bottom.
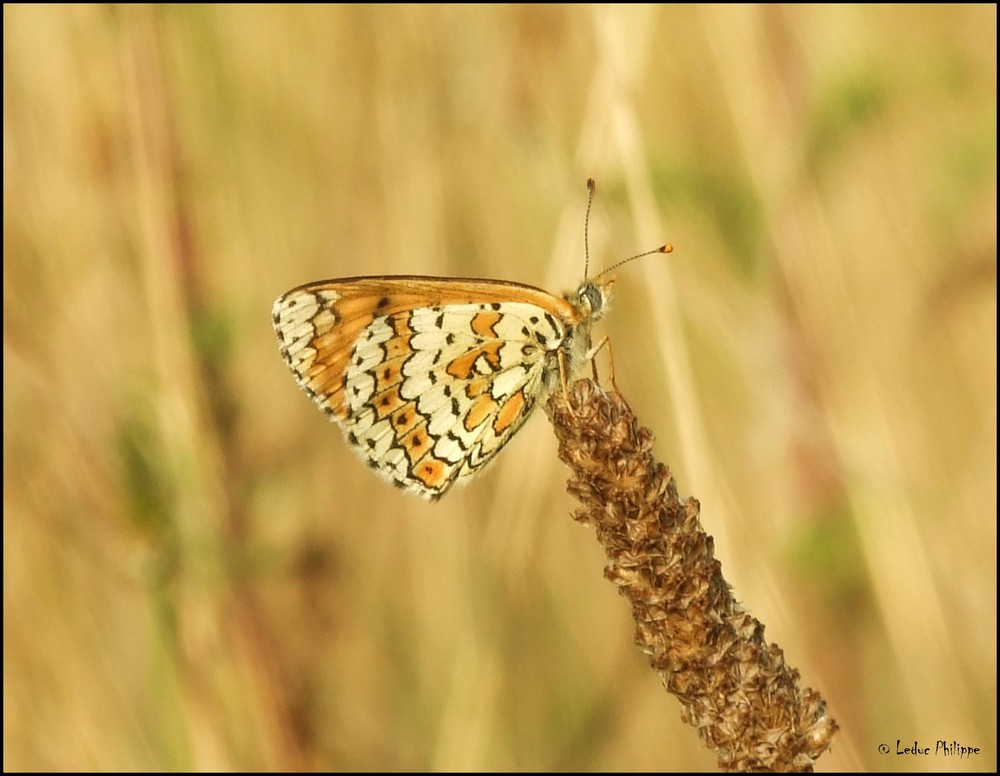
559, 336, 618, 396
585, 335, 620, 393
587, 336, 621, 393
558, 348, 571, 398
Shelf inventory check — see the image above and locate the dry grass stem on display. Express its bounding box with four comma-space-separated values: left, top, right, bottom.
546, 379, 839, 772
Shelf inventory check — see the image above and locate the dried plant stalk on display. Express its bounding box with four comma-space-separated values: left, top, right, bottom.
545, 379, 838, 772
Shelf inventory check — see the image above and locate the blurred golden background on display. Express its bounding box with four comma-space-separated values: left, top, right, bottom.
4, 5, 995, 772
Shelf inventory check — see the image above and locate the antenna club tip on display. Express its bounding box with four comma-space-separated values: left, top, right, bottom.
586, 177, 596, 192
660, 244, 674, 254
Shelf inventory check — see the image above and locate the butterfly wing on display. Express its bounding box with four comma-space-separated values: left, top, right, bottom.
272, 277, 581, 499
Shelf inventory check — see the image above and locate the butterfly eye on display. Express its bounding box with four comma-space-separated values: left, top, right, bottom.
579, 284, 605, 316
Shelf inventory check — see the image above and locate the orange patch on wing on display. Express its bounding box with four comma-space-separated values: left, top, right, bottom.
400, 426, 433, 464
304, 363, 349, 416
323, 386, 351, 419
305, 361, 339, 392
375, 360, 402, 391
373, 385, 403, 418
391, 403, 421, 435
445, 350, 478, 380
311, 330, 341, 356
466, 376, 490, 398
470, 310, 502, 338
493, 391, 527, 434
464, 394, 497, 432
414, 457, 448, 489
383, 315, 414, 361
383, 336, 412, 361
446, 341, 503, 379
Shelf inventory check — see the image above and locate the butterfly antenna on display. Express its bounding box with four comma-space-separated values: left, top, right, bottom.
594, 243, 674, 281
584, 178, 672, 280
584, 177, 597, 280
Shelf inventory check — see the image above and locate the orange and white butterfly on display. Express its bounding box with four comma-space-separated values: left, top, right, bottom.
271, 180, 669, 500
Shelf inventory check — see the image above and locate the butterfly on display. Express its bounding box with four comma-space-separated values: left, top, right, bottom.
271, 179, 670, 500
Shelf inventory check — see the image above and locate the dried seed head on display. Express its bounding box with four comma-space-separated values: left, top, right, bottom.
545, 379, 838, 772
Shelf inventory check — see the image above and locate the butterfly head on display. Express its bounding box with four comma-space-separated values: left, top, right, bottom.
574, 275, 616, 323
